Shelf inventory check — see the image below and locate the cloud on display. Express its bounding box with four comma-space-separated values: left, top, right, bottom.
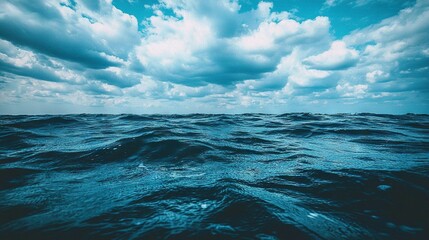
336, 83, 368, 98
136, 0, 332, 86
324, 0, 399, 8
366, 70, 389, 83
0, 0, 140, 69
84, 67, 141, 88
324, 0, 337, 7
303, 41, 359, 70
0, 0, 428, 114
0, 39, 76, 83
341, 0, 429, 96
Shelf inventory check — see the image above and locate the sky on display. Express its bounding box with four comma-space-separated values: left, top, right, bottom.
0, 0, 428, 114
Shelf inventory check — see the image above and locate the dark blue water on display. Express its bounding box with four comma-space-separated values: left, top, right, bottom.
0, 113, 428, 239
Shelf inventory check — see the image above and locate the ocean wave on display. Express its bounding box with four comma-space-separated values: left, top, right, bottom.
0, 113, 428, 239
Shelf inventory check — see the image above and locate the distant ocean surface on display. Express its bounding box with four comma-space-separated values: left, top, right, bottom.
0, 113, 428, 239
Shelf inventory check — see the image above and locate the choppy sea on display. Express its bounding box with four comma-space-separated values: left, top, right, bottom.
0, 113, 428, 239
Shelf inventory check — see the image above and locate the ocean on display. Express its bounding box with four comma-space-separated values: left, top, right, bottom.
0, 113, 428, 239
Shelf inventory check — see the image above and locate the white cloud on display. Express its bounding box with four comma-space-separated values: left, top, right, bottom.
325, 0, 336, 7
340, 0, 429, 97
0, 0, 141, 69
366, 70, 389, 83
136, 0, 332, 86
324, 0, 394, 8
0, 0, 428, 114
336, 83, 368, 98
303, 41, 359, 70
0, 0, 145, 90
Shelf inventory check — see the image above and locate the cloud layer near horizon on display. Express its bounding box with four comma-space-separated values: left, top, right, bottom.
0, 0, 428, 114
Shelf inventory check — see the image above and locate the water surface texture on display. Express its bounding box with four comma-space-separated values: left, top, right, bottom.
0, 113, 428, 239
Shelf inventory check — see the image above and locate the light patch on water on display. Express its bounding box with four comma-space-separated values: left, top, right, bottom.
377, 184, 392, 191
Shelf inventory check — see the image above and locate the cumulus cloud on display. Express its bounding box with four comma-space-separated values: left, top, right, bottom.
0, 0, 140, 69
341, 0, 429, 96
366, 70, 389, 83
0, 0, 428, 114
0, 39, 79, 83
0, 0, 145, 92
336, 83, 368, 98
136, 0, 332, 86
303, 41, 359, 70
